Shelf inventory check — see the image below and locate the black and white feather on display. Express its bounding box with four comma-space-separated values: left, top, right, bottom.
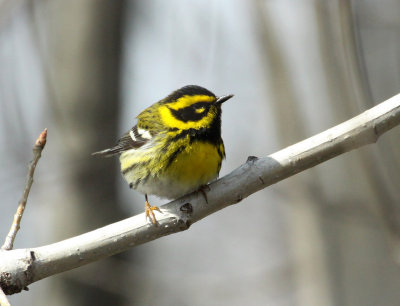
92, 125, 152, 157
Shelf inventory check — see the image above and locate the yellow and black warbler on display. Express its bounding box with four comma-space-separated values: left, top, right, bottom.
93, 85, 233, 224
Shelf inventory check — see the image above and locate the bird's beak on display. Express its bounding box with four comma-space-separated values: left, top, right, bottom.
216, 94, 234, 105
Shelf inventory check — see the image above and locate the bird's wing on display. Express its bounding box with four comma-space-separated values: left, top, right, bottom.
92, 124, 153, 157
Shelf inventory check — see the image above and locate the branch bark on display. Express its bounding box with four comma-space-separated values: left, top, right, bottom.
0, 287, 10, 306
1, 93, 399, 295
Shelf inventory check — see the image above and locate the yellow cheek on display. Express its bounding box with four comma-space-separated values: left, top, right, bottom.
158, 94, 216, 130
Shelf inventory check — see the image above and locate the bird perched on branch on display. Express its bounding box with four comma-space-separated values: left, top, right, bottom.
93, 85, 233, 224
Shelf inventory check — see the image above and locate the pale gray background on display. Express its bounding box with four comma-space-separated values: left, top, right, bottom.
1, 1, 399, 305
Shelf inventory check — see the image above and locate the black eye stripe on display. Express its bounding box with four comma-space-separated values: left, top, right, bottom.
169, 102, 211, 122
192, 102, 209, 109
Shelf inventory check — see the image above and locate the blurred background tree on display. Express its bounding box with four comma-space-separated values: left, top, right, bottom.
0, 1, 399, 305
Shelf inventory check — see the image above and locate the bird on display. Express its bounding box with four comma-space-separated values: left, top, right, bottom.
93, 85, 233, 224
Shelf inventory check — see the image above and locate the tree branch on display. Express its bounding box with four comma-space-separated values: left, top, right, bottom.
0, 287, 11, 306
1, 94, 399, 295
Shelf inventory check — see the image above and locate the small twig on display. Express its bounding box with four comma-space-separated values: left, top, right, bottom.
1, 93, 400, 295
1, 129, 47, 251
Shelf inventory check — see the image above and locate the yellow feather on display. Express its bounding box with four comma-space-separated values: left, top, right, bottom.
165, 141, 223, 185
159, 95, 217, 130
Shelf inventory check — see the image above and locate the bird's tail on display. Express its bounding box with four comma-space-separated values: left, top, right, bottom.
91, 146, 121, 158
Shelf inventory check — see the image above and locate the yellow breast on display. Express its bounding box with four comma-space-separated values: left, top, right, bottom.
166, 141, 224, 187
119, 138, 225, 199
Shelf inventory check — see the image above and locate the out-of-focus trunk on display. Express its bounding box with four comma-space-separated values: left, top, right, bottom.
41, 1, 129, 305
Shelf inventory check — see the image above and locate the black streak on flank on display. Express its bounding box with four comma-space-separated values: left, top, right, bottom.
165, 146, 185, 170
122, 160, 150, 175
